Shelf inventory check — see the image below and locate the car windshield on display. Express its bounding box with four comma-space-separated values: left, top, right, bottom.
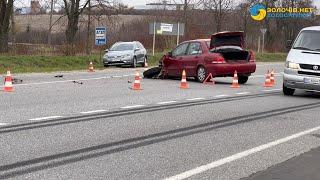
293, 30, 320, 51
110, 43, 134, 51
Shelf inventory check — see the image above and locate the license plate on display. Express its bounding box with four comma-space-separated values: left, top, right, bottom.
304, 78, 320, 84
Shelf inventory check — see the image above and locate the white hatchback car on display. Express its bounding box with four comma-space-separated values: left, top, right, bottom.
283, 26, 320, 95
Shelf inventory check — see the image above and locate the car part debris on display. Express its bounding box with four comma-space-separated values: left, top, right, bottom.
54, 75, 64, 78
12, 78, 23, 84
143, 67, 162, 79
72, 81, 83, 84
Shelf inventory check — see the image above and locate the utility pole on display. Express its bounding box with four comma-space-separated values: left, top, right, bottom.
48, 0, 54, 45
86, 0, 91, 55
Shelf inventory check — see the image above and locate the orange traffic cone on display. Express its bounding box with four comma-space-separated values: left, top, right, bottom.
180, 69, 189, 89
203, 73, 215, 85
270, 69, 275, 85
231, 70, 240, 88
3, 70, 13, 92
88, 61, 94, 72
264, 70, 273, 87
132, 71, 142, 90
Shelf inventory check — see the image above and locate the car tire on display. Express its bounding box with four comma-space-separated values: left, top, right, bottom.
196, 66, 207, 83
141, 56, 147, 67
143, 67, 161, 79
283, 84, 295, 96
104, 64, 109, 67
238, 75, 249, 84
131, 57, 137, 68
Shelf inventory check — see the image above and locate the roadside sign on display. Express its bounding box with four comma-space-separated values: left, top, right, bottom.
149, 22, 185, 36
95, 27, 106, 46
160, 23, 173, 32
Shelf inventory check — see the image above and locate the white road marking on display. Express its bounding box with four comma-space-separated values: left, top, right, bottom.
0, 123, 8, 126
122, 75, 130, 77
256, 63, 284, 67
0, 74, 134, 87
262, 88, 282, 92
120, 105, 146, 109
251, 73, 282, 78
236, 92, 250, 95
164, 125, 320, 180
12, 77, 108, 87
157, 101, 178, 105
186, 98, 205, 101
29, 116, 63, 121
214, 94, 229, 98
80, 110, 107, 114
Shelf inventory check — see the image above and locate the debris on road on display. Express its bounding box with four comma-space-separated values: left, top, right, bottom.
72, 81, 83, 85
143, 67, 162, 79
54, 75, 64, 78
12, 78, 23, 84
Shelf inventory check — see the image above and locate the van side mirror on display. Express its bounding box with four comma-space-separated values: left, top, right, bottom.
286, 40, 293, 49
105, 49, 109, 52
135, 48, 140, 51
168, 51, 173, 57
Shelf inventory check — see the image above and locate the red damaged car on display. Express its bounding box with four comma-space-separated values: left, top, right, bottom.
157, 31, 256, 83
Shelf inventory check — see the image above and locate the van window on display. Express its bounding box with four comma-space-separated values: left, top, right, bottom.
293, 30, 320, 51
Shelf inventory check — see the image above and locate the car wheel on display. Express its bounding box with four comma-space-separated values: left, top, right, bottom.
238, 76, 249, 84
104, 64, 109, 67
196, 66, 206, 83
131, 57, 137, 68
141, 56, 147, 67
283, 84, 295, 96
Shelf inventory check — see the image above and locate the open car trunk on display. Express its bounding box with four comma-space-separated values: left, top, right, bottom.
213, 49, 250, 62
210, 31, 250, 61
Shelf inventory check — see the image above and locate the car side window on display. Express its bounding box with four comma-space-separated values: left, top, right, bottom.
187, 42, 202, 55
172, 43, 189, 57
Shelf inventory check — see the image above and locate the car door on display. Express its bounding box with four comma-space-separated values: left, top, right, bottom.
134, 43, 143, 62
164, 43, 189, 77
136, 42, 145, 62
183, 42, 203, 77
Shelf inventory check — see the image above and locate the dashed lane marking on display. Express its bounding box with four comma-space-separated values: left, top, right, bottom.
262, 88, 282, 92
29, 116, 63, 121
80, 110, 107, 114
186, 98, 206, 101
120, 105, 146, 109
236, 92, 250, 95
157, 101, 178, 105
0, 123, 8, 126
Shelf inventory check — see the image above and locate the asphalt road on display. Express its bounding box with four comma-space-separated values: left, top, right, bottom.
1, 63, 320, 180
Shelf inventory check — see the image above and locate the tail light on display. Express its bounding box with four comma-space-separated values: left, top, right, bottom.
249, 51, 255, 62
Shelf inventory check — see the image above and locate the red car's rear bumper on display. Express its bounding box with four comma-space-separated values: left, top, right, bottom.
205, 62, 256, 77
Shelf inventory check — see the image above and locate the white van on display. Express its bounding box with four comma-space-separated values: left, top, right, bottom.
283, 26, 320, 95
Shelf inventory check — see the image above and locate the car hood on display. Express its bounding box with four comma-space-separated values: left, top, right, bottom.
210, 31, 244, 49
106, 50, 133, 57
287, 49, 320, 65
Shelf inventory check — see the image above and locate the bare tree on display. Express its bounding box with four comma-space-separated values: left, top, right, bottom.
0, 0, 14, 53
63, 0, 90, 54
201, 0, 232, 32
